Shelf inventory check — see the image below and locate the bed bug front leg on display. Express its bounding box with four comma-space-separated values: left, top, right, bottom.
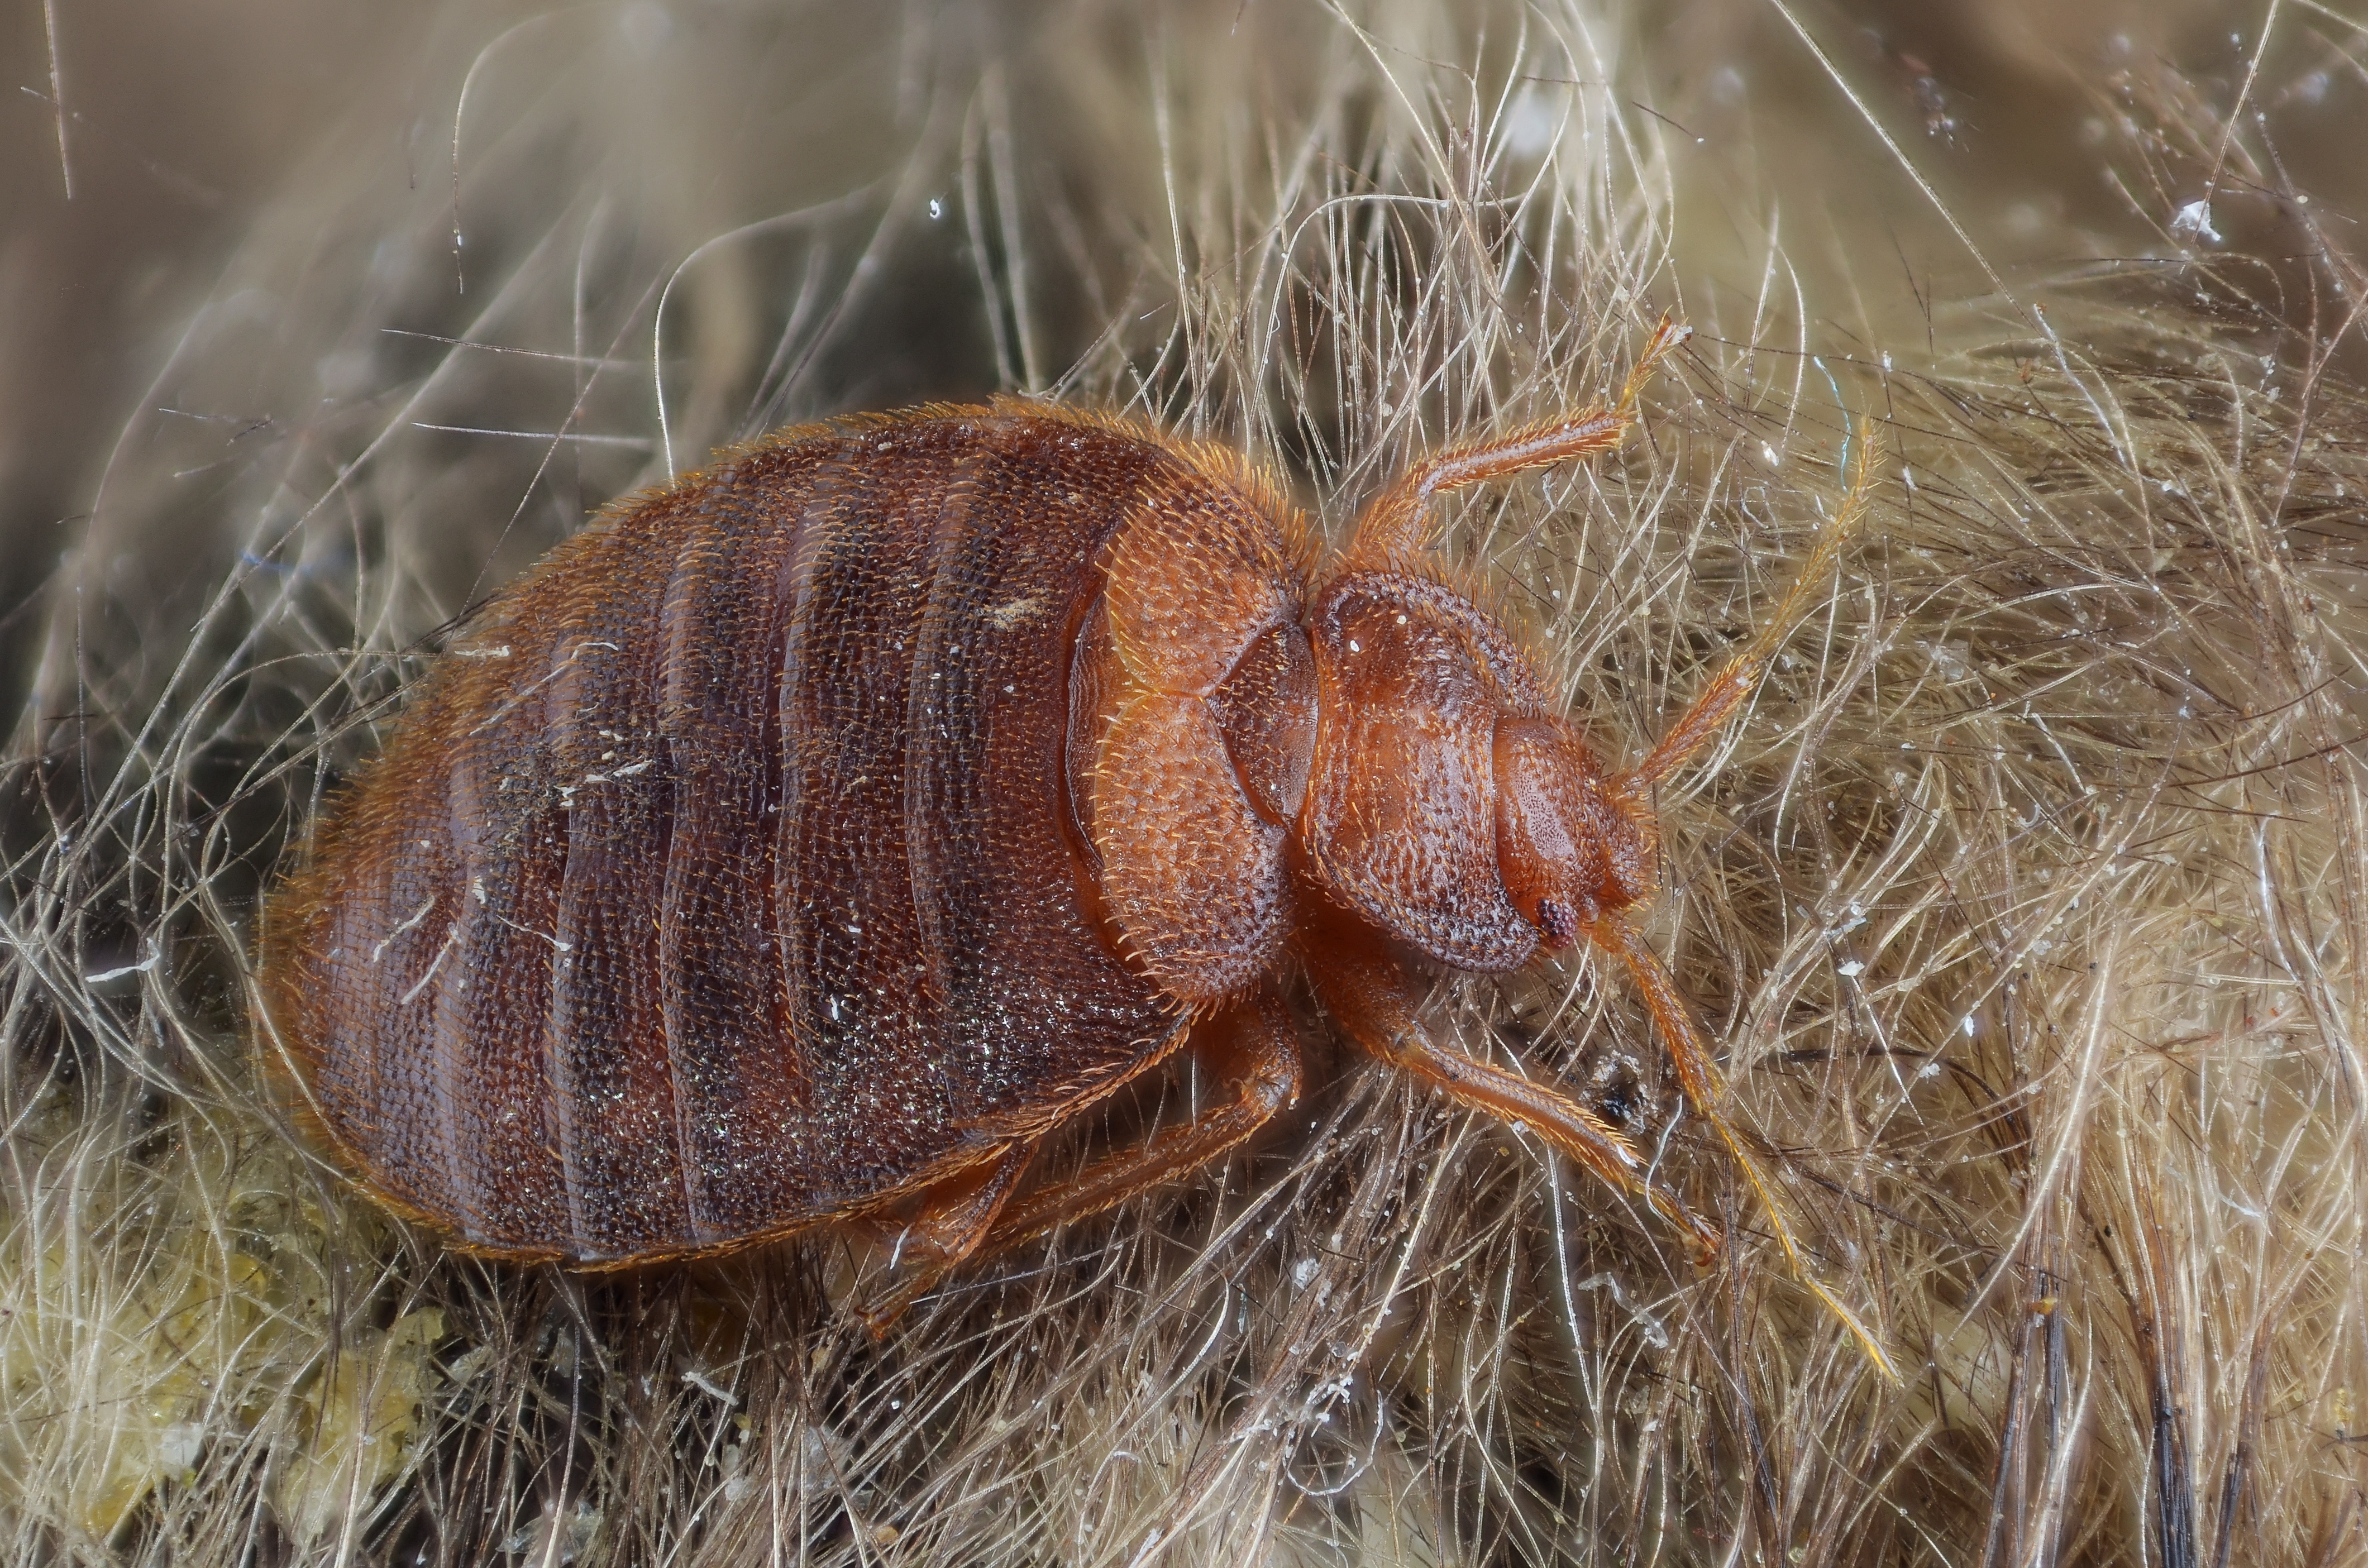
1344, 315, 1691, 571
1621, 417, 1879, 793
1297, 905, 1721, 1260
858, 989, 1302, 1332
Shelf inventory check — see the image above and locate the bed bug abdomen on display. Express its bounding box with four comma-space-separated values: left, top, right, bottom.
263, 406, 1312, 1263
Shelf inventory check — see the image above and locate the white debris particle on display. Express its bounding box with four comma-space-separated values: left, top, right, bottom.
84, 950, 160, 985
2171, 199, 2220, 244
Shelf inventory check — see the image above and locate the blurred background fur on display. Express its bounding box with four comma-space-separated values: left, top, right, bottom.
3, 0, 2365, 1561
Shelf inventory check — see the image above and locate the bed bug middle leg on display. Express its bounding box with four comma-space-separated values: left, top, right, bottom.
860, 989, 1302, 1331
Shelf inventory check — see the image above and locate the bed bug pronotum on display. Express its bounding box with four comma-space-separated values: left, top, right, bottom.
259, 318, 1888, 1366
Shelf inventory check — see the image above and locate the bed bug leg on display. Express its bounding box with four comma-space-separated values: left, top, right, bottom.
1594, 918, 1899, 1381
1301, 916, 1722, 1261
1345, 314, 1692, 569
860, 992, 1301, 1332
856, 1145, 1033, 1336
976, 989, 1302, 1254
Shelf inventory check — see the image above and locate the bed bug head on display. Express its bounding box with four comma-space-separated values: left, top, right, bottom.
1493, 716, 1655, 949
1298, 319, 1696, 974
1300, 569, 1662, 972
1311, 379, 1882, 971
1302, 369, 1901, 1381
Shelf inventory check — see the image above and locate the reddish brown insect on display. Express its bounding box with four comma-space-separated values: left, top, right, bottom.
259, 319, 1883, 1357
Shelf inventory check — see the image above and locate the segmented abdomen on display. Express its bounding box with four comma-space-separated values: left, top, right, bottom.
264, 411, 1187, 1260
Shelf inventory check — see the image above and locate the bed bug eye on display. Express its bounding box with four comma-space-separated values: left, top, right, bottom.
1536, 897, 1581, 946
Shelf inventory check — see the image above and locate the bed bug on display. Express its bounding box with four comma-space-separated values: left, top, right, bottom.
259, 318, 1885, 1361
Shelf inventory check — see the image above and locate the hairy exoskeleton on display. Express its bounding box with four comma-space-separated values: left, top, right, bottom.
260, 318, 1885, 1368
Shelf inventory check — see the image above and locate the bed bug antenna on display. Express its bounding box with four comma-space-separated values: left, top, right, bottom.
1604, 421, 1897, 1381
1594, 918, 1900, 1383
1625, 418, 1880, 793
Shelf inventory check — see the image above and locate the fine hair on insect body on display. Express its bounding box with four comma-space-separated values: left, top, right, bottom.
256, 315, 1890, 1369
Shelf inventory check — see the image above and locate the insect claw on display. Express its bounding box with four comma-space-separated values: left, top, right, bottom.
1682, 1214, 1722, 1268
853, 1269, 935, 1339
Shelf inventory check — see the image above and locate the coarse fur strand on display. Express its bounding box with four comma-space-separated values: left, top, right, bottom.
2, 1, 2364, 1564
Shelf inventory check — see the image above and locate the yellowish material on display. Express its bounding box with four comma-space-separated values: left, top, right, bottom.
1, 1163, 269, 1540
273, 1308, 445, 1545
0, 1118, 425, 1549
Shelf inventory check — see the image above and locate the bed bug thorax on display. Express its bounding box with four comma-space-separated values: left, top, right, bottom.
258, 316, 1892, 1373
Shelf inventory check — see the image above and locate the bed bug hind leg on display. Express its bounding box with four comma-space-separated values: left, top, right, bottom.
858, 991, 1301, 1333
1301, 915, 1721, 1261
856, 1144, 1034, 1336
